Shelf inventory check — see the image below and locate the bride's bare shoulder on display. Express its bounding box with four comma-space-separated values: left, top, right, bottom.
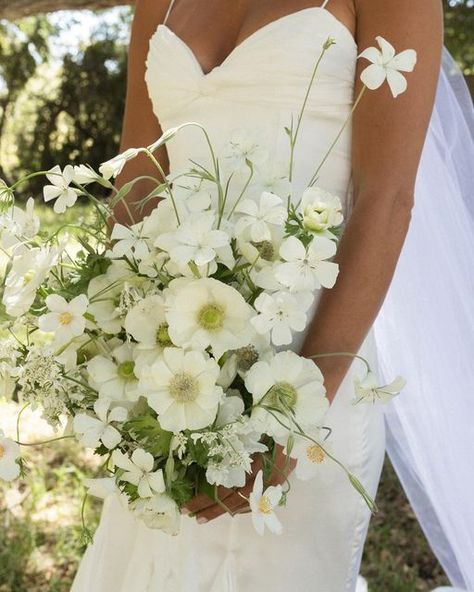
133, 0, 171, 33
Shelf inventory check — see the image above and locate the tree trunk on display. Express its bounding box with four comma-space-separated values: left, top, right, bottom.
0, 0, 132, 20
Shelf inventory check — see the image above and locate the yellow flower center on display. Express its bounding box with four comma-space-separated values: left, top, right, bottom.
0, 444, 5, 459
156, 323, 172, 347
258, 495, 273, 515
268, 381, 298, 409
169, 373, 199, 403
306, 444, 326, 464
117, 361, 135, 381
59, 311, 73, 326
197, 303, 225, 331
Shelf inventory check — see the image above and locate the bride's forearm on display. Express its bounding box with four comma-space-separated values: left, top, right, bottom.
299, 190, 413, 402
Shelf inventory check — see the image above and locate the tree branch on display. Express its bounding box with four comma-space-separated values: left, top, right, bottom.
0, 0, 132, 20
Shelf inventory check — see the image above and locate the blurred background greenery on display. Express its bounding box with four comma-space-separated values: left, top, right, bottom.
0, 1, 472, 591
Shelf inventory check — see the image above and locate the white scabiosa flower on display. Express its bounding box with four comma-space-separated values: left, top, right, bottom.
275, 235, 339, 292
251, 290, 313, 346
43, 165, 80, 213
87, 342, 139, 403
141, 347, 222, 433
300, 187, 343, 234
359, 36, 417, 98
245, 351, 328, 439
73, 398, 128, 449
112, 448, 166, 498
38, 294, 88, 346
166, 278, 253, 360
110, 222, 150, 261
99, 147, 140, 180
353, 372, 406, 404
0, 430, 20, 482
249, 470, 283, 535
234, 192, 287, 242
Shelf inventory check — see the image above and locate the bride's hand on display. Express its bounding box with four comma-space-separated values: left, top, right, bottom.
183, 445, 296, 524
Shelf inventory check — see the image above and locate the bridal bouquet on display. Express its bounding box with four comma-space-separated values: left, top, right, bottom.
0, 36, 413, 536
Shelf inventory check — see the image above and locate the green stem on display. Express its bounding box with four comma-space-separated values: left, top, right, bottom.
15, 435, 75, 447
307, 351, 372, 375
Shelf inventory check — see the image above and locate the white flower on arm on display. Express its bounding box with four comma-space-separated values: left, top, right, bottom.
353, 371, 406, 404
38, 294, 88, 346
251, 290, 313, 346
166, 278, 253, 360
234, 192, 287, 242
87, 342, 139, 403
110, 223, 150, 261
141, 347, 222, 433
275, 236, 339, 292
73, 398, 128, 449
0, 430, 20, 482
249, 470, 283, 535
300, 187, 343, 234
43, 165, 80, 213
112, 448, 166, 498
359, 36, 417, 98
99, 147, 140, 180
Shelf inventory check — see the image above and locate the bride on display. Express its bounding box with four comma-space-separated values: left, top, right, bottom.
71, 0, 473, 591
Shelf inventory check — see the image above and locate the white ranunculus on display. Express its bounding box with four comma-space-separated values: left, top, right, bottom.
124, 294, 169, 348
249, 470, 283, 535
359, 36, 417, 98
99, 148, 140, 180
245, 350, 328, 439
251, 290, 313, 346
275, 235, 339, 292
0, 430, 20, 482
73, 398, 128, 449
166, 277, 254, 360
38, 294, 88, 346
110, 222, 150, 261
112, 448, 166, 498
234, 192, 287, 242
43, 165, 80, 213
130, 493, 181, 535
353, 372, 406, 404
300, 187, 343, 234
87, 342, 139, 403
141, 347, 222, 433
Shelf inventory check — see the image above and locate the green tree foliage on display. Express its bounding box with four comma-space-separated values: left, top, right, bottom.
444, 0, 474, 75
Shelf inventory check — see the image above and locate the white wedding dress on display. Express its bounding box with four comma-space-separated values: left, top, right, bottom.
71, 2, 386, 590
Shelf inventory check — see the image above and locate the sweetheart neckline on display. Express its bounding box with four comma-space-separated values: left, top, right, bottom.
154, 6, 357, 78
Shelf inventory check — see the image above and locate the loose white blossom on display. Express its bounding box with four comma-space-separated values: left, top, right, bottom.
99, 148, 140, 180
38, 294, 88, 345
0, 430, 20, 482
234, 192, 287, 242
249, 470, 283, 535
73, 398, 128, 449
43, 165, 80, 213
353, 372, 406, 404
112, 448, 166, 498
359, 36, 417, 98
300, 187, 343, 234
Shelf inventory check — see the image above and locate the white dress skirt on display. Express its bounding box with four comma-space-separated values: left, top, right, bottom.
72, 6, 386, 592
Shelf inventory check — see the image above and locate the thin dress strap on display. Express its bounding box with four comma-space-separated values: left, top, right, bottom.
163, 0, 177, 24
320, 0, 331, 8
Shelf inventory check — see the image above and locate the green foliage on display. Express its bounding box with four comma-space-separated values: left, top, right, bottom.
123, 414, 174, 458
444, 0, 474, 75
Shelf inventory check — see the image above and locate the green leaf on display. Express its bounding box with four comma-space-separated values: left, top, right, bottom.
123, 415, 173, 457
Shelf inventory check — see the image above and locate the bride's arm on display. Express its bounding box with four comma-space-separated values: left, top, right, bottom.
299, 0, 443, 402
113, 0, 171, 225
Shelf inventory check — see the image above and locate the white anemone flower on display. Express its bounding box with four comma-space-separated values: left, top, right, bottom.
353, 372, 406, 404
112, 448, 166, 498
110, 223, 150, 261
0, 430, 20, 482
289, 430, 332, 481
300, 187, 343, 234
99, 148, 140, 180
124, 294, 170, 348
155, 211, 232, 268
87, 342, 139, 403
251, 290, 313, 346
245, 350, 328, 439
359, 36, 417, 98
38, 294, 88, 345
130, 493, 181, 535
249, 470, 283, 535
275, 235, 339, 292
234, 191, 287, 242
166, 277, 254, 360
43, 165, 80, 213
141, 347, 222, 433
73, 398, 128, 449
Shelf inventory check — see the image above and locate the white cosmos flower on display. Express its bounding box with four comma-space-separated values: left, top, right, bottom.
73, 164, 102, 185
275, 235, 339, 292
112, 448, 166, 498
359, 36, 417, 98
234, 192, 287, 242
99, 148, 141, 180
87, 342, 139, 403
124, 294, 169, 348
0, 430, 20, 482
73, 398, 128, 449
38, 294, 88, 345
43, 165, 80, 213
166, 278, 254, 360
353, 372, 406, 404
141, 348, 222, 433
249, 470, 283, 535
110, 222, 150, 261
245, 351, 328, 440
251, 290, 313, 346
300, 187, 343, 234
130, 493, 181, 535
155, 211, 232, 268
